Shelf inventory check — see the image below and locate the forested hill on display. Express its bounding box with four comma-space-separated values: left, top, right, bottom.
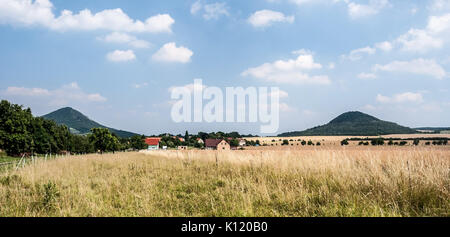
278, 111, 417, 136
43, 107, 138, 138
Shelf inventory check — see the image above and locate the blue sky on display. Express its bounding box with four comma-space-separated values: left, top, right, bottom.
0, 0, 449, 135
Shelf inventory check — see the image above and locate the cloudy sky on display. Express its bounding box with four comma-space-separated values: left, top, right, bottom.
0, 0, 449, 135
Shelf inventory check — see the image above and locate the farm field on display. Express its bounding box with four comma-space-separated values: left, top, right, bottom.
245, 134, 450, 147
0, 146, 449, 217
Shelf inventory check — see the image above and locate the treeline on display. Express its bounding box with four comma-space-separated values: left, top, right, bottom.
341, 137, 449, 146
0, 100, 147, 156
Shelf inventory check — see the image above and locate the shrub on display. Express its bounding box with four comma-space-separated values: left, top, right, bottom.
341, 140, 349, 146
282, 140, 289, 146
371, 138, 384, 146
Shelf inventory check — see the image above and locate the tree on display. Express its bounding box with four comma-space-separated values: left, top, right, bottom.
89, 128, 119, 153
230, 139, 239, 147
0, 100, 33, 156
184, 131, 189, 145
282, 140, 289, 146
130, 135, 147, 150
413, 139, 420, 146
341, 139, 349, 146
371, 138, 384, 146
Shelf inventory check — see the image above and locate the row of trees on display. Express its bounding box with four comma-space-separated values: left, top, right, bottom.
342, 138, 449, 146
0, 100, 148, 156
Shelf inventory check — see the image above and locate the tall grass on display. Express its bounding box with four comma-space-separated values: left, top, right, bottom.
0, 147, 448, 216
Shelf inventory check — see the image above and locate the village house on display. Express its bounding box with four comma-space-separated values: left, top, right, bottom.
205, 139, 231, 150
238, 139, 246, 147
145, 137, 161, 150
196, 138, 204, 144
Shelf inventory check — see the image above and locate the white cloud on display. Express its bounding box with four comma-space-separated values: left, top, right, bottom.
347, 0, 390, 19
106, 50, 136, 62
0, 0, 174, 33
279, 103, 295, 112
342, 46, 376, 61
248, 10, 294, 28
376, 92, 424, 104
190, 1, 229, 20
386, 13, 450, 53
328, 62, 336, 69
191, 1, 203, 15
4, 87, 50, 96
396, 29, 443, 53
98, 32, 150, 49
242, 51, 331, 85
373, 58, 446, 79
3, 82, 106, 106
357, 73, 377, 80
152, 42, 193, 63
375, 41, 393, 52
428, 0, 450, 12
289, 0, 315, 5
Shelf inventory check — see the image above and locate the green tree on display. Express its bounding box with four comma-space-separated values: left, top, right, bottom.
229, 139, 239, 147
89, 128, 119, 153
0, 100, 33, 156
129, 135, 147, 150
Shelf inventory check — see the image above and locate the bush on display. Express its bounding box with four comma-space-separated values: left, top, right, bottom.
399, 141, 407, 146
413, 139, 420, 146
307, 140, 314, 146
301, 140, 306, 146
282, 140, 289, 146
341, 139, 349, 146
371, 138, 384, 146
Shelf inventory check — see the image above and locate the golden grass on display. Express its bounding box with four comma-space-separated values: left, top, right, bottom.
0, 147, 449, 217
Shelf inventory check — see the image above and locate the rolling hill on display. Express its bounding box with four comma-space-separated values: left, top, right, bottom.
42, 107, 139, 138
278, 111, 417, 137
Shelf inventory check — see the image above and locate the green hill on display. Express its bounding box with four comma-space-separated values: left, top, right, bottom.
278, 111, 416, 136
42, 107, 139, 138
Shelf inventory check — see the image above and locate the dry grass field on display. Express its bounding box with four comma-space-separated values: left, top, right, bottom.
0, 146, 449, 217
245, 134, 450, 147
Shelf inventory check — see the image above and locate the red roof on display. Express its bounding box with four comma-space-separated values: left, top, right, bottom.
205, 139, 228, 147
145, 138, 161, 146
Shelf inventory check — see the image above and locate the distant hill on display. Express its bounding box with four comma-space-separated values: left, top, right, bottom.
278, 111, 416, 136
42, 107, 139, 138
415, 127, 450, 134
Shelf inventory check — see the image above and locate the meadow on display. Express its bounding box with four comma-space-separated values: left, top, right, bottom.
0, 146, 449, 217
